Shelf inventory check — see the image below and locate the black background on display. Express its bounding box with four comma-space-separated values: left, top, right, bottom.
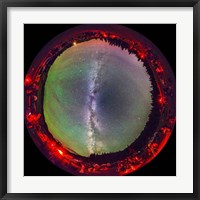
24, 24, 176, 176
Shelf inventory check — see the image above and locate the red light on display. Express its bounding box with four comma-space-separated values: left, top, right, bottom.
169, 118, 176, 124
35, 76, 41, 83
139, 52, 145, 59
47, 141, 56, 150
26, 113, 41, 123
156, 66, 164, 73
141, 54, 145, 59
38, 132, 48, 142
158, 96, 166, 105
24, 75, 32, 86
134, 156, 139, 161
50, 142, 55, 147
161, 79, 165, 85
151, 143, 158, 148
79, 165, 85, 173
110, 34, 116, 39
161, 127, 171, 135
57, 149, 64, 155
129, 46, 133, 50
102, 32, 108, 38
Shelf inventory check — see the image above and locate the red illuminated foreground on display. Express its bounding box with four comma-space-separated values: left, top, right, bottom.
24, 25, 176, 176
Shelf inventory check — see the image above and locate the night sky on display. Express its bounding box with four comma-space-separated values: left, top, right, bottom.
44, 39, 152, 157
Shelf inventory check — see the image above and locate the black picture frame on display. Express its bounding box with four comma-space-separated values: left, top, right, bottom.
0, 0, 199, 199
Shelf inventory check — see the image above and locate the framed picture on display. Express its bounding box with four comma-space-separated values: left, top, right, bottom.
0, 0, 199, 199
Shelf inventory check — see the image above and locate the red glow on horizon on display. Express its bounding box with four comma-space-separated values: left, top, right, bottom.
24, 27, 175, 176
